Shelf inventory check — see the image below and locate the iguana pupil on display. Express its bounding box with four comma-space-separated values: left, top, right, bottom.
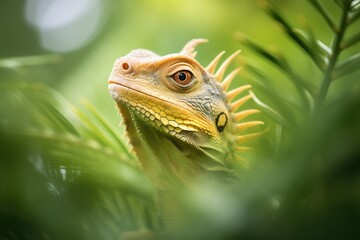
172, 70, 193, 85
178, 72, 186, 81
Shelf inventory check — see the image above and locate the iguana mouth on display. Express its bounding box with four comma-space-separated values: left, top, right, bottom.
108, 81, 213, 136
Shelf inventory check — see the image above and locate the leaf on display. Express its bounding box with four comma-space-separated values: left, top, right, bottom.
249, 90, 290, 128
236, 32, 288, 71
0, 81, 153, 200
342, 31, 360, 49
334, 52, 360, 78
309, 0, 337, 31
236, 32, 314, 103
261, 1, 326, 70
80, 99, 135, 160
292, 29, 329, 69
0, 54, 61, 69
349, 9, 360, 23
334, 0, 344, 8
244, 63, 303, 123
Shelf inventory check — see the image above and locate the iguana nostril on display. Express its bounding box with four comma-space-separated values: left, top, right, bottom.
118, 61, 133, 74
122, 62, 130, 71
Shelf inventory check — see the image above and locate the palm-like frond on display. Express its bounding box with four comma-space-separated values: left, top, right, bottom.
0, 81, 160, 239
1, 1, 359, 239
229, 0, 360, 239
240, 0, 358, 109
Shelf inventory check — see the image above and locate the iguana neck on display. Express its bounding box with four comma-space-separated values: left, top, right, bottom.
118, 102, 234, 190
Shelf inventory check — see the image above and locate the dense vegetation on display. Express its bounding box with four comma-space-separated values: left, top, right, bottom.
1, 0, 359, 239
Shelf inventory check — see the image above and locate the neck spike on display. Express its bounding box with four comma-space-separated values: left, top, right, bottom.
231, 94, 252, 112
181, 38, 208, 58
205, 51, 225, 74
234, 109, 260, 122
221, 67, 242, 89
227, 85, 251, 100
215, 50, 241, 81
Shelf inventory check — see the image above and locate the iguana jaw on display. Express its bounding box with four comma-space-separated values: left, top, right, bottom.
114, 99, 229, 189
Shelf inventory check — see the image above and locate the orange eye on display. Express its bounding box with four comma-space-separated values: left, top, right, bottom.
172, 71, 193, 85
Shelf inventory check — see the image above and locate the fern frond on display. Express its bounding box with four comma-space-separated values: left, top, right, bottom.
309, 0, 337, 31
0, 54, 61, 69
342, 31, 360, 49
0, 81, 159, 237
236, 32, 312, 107
334, 52, 360, 78
262, 1, 326, 70
316, 0, 353, 106
249, 90, 289, 128
239, 0, 359, 111
242, 63, 304, 125
80, 99, 134, 159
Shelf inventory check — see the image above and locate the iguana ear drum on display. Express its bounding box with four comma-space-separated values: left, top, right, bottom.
215, 112, 227, 133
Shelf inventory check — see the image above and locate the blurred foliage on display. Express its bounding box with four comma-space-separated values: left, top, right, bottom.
1, 0, 360, 239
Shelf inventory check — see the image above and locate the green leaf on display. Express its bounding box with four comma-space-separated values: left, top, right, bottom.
349, 9, 360, 23
342, 31, 360, 49
262, 1, 326, 71
0, 54, 61, 69
334, 52, 360, 78
249, 90, 290, 128
292, 29, 329, 69
334, 0, 344, 8
236, 32, 287, 69
315, 0, 352, 107
309, 0, 337, 31
244, 63, 303, 122
81, 99, 135, 161
236, 32, 314, 104
1, 81, 150, 198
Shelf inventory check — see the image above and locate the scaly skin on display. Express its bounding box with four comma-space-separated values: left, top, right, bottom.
108, 39, 263, 232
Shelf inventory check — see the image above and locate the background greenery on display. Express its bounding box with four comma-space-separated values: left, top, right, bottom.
1, 0, 359, 239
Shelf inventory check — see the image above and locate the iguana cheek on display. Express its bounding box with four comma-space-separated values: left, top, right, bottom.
109, 83, 217, 139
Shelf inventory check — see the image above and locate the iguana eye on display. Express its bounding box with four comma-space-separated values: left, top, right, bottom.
172, 70, 193, 85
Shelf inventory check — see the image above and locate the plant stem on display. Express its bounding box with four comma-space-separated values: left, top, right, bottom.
315, 1, 351, 109
310, 0, 337, 31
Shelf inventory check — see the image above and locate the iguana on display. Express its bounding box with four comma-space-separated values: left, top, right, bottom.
108, 39, 263, 238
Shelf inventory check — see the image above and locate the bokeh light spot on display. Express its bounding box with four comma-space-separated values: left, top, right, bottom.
25, 0, 103, 52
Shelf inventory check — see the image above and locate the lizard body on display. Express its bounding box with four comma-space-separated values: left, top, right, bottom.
108, 39, 262, 233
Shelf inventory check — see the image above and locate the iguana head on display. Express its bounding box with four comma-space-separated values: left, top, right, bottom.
108, 39, 262, 189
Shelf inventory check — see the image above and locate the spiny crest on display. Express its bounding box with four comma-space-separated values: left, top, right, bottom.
181, 38, 208, 58
180, 39, 265, 164
203, 46, 266, 165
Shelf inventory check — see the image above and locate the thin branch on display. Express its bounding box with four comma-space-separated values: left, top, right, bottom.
81, 99, 135, 160
293, 29, 330, 66
349, 9, 360, 23
0, 54, 61, 69
342, 31, 360, 48
315, 0, 352, 108
26, 130, 136, 165
334, 0, 344, 8
351, 0, 360, 10
309, 0, 337, 31
249, 90, 290, 128
334, 52, 360, 78
264, 2, 326, 71
236, 32, 312, 106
